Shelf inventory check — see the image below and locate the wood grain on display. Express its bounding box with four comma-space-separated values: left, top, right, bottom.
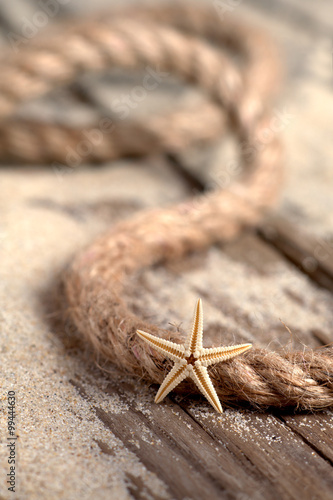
258, 216, 333, 293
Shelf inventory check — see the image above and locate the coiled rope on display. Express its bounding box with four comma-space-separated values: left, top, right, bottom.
4, 2, 332, 410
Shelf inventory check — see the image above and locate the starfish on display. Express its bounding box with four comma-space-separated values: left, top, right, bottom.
137, 298, 252, 413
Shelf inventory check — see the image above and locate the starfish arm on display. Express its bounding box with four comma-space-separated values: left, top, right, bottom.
199, 343, 252, 367
155, 362, 188, 403
184, 298, 203, 355
136, 330, 185, 362
190, 364, 223, 413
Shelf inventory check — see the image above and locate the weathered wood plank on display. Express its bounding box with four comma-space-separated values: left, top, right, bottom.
176, 401, 333, 500
59, 0, 136, 16
281, 412, 333, 464
95, 407, 223, 500
69, 370, 333, 500
248, 0, 333, 37
259, 216, 333, 294
0, 0, 38, 33
124, 228, 333, 352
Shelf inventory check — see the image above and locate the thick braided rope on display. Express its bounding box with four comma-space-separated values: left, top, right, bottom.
0, 3, 278, 162
2, 2, 331, 410
0, 104, 226, 164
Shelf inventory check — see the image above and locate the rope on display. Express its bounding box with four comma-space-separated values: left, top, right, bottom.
4, 2, 332, 410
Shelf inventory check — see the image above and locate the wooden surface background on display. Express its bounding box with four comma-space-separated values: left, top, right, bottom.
0, 1, 333, 499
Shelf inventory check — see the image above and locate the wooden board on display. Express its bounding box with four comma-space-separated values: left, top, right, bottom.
0, 1, 332, 500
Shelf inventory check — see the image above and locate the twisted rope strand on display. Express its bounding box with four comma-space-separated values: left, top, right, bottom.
0, 18, 240, 163
0, 2, 278, 163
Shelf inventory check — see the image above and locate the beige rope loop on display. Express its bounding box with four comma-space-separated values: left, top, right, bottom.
2, 2, 331, 410
110, 2, 282, 126
0, 2, 280, 163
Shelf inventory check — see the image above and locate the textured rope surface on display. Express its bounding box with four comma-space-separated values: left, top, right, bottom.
4, 2, 332, 410
0, 2, 279, 162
